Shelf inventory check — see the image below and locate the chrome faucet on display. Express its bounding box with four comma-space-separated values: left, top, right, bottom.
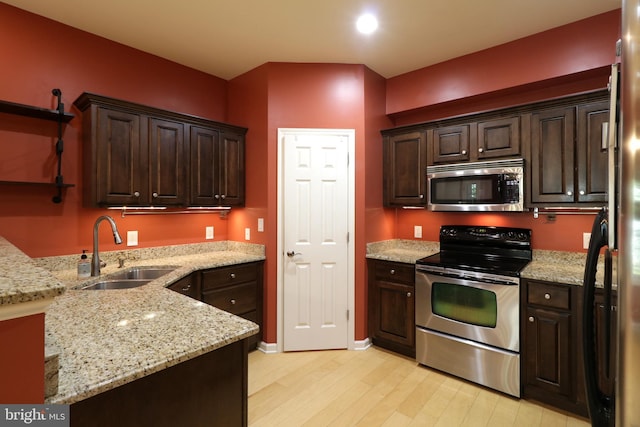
91, 215, 123, 276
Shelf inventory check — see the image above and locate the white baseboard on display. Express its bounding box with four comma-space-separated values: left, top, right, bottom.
257, 339, 371, 353
257, 341, 278, 353
353, 337, 371, 351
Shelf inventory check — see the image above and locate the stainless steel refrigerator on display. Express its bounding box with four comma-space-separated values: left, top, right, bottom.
582, 2, 640, 426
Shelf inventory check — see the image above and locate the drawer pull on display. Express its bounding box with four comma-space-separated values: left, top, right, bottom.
407, 292, 412, 298
544, 293, 551, 300
230, 273, 236, 279
390, 269, 395, 275
230, 299, 236, 305
529, 316, 535, 323
181, 284, 191, 292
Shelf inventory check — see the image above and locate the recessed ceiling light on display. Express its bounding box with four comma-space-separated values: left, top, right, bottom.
356, 13, 378, 34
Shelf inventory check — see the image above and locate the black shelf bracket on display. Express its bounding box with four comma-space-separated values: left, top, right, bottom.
52, 88, 65, 203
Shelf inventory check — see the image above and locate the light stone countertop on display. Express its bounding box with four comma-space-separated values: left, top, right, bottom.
2, 239, 265, 405
365, 239, 439, 264
0, 237, 66, 306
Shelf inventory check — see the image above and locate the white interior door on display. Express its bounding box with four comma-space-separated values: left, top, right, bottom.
279, 128, 353, 352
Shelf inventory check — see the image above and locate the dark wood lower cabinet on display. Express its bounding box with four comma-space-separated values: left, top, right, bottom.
367, 259, 415, 358
167, 262, 264, 351
70, 339, 248, 427
521, 279, 587, 417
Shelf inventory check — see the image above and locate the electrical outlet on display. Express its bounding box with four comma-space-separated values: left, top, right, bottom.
127, 230, 138, 246
414, 225, 422, 239
583, 232, 592, 250
257, 218, 264, 232
206, 226, 214, 240
245, 228, 251, 240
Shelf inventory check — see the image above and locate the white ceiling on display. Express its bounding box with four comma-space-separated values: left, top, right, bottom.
3, 0, 621, 80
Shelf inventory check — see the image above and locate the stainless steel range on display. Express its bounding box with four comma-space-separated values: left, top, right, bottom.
415, 225, 532, 397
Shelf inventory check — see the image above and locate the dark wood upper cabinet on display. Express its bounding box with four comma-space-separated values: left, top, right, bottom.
383, 131, 427, 207
577, 101, 609, 203
529, 106, 576, 205
74, 93, 247, 208
148, 118, 187, 206
528, 94, 609, 207
430, 124, 471, 164
477, 116, 521, 160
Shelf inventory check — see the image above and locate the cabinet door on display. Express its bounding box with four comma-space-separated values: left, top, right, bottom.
524, 306, 572, 397
383, 131, 426, 206
148, 118, 187, 206
577, 101, 609, 203
219, 131, 245, 206
477, 116, 520, 159
529, 106, 575, 204
372, 280, 415, 349
189, 126, 220, 206
431, 124, 471, 164
95, 107, 145, 206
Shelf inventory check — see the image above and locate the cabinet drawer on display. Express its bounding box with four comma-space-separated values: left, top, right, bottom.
528, 282, 570, 310
202, 282, 256, 315
201, 263, 257, 291
374, 261, 415, 285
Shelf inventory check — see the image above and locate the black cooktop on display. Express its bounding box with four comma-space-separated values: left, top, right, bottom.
416, 225, 532, 277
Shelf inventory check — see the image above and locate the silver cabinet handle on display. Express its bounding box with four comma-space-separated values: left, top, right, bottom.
134, 191, 140, 197
419, 194, 424, 199
214, 194, 220, 199
390, 269, 395, 275
579, 190, 585, 195
221, 194, 226, 199
152, 192, 158, 198
544, 293, 551, 300
461, 150, 467, 155
529, 316, 535, 323
478, 147, 484, 153
407, 292, 412, 298
567, 191, 573, 196
230, 273, 236, 279
287, 251, 301, 257
181, 284, 191, 292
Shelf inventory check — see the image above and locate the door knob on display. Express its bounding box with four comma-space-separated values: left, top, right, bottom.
286, 251, 301, 257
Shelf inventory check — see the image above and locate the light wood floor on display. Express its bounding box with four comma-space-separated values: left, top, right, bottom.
248, 346, 590, 427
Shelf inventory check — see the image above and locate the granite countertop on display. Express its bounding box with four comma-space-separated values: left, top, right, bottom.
30, 241, 265, 405
366, 239, 439, 264
0, 237, 66, 306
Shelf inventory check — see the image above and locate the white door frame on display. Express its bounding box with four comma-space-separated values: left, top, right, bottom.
276, 128, 356, 353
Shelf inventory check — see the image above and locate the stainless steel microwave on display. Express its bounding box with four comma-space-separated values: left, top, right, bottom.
426, 158, 524, 212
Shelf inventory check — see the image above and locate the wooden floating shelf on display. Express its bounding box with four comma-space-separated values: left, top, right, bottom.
0, 99, 74, 123
0, 180, 75, 188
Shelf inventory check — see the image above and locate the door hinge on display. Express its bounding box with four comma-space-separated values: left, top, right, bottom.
347, 232, 349, 243
346, 309, 350, 321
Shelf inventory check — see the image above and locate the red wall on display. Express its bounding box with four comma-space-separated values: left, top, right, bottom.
0, 3, 231, 257
386, 10, 621, 117
0, 314, 44, 403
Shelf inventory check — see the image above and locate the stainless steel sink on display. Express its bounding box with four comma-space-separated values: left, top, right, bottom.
106, 266, 178, 280
78, 266, 178, 290
80, 279, 152, 290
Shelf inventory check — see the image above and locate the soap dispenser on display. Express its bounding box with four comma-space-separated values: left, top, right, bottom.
77, 250, 91, 279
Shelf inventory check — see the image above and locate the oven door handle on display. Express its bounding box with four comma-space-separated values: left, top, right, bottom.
417, 267, 518, 286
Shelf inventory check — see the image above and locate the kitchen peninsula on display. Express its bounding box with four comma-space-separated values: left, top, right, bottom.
0, 236, 264, 426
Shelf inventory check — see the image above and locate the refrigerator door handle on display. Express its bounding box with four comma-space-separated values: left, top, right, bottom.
582, 208, 614, 427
